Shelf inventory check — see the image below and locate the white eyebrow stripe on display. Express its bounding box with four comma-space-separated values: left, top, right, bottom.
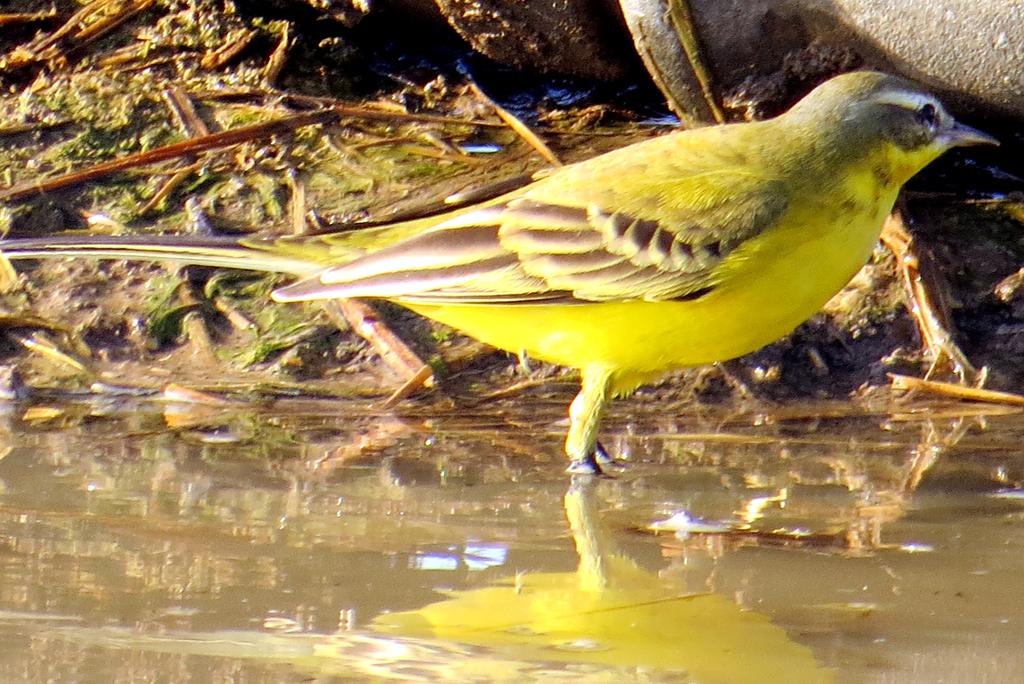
874, 89, 939, 111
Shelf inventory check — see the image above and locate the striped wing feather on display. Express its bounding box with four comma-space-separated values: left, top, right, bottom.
272, 176, 787, 305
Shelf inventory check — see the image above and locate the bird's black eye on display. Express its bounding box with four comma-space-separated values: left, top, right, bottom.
918, 102, 938, 128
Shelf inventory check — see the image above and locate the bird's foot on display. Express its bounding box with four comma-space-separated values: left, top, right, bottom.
565, 442, 627, 476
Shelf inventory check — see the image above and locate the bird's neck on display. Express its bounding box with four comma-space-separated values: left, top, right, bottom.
772, 114, 933, 197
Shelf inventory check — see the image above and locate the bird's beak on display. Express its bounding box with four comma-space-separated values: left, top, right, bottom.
942, 121, 1000, 147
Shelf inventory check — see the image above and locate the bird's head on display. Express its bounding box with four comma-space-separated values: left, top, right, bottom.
784, 71, 997, 181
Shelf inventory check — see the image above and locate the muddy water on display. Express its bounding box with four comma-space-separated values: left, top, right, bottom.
0, 395, 1021, 682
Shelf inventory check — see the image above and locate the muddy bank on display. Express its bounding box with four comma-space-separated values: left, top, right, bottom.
0, 0, 1021, 408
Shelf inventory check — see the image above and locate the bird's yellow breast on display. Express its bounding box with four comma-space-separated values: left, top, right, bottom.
408, 167, 898, 392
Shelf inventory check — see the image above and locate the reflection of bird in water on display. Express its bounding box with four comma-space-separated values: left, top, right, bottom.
369, 476, 832, 680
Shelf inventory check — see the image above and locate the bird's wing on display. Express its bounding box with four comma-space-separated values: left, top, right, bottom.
271, 170, 788, 305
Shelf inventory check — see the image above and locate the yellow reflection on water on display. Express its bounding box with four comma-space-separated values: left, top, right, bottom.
373, 477, 832, 682
0, 398, 1021, 681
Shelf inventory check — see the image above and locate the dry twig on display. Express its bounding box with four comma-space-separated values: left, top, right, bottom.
0, 120, 72, 137
262, 23, 293, 86
137, 90, 212, 216
199, 27, 256, 71
889, 373, 1024, 407
466, 81, 563, 167
163, 87, 210, 137
0, 108, 338, 203
0, 11, 57, 27
1, 0, 155, 73
880, 211, 976, 383
321, 299, 436, 398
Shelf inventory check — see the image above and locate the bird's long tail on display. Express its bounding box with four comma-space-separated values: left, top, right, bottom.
0, 234, 325, 277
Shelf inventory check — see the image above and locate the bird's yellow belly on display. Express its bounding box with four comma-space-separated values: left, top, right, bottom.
406, 203, 890, 387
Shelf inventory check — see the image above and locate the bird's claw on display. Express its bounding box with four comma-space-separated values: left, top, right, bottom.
565, 442, 627, 476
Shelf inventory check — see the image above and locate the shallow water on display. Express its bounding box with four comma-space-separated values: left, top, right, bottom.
0, 395, 1022, 682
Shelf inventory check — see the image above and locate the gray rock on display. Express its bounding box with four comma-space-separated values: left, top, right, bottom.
622, 0, 1024, 121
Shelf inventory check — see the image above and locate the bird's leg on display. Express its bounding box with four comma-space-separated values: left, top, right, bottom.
565, 368, 619, 475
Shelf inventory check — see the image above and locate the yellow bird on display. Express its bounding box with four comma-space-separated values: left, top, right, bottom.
0, 71, 996, 473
